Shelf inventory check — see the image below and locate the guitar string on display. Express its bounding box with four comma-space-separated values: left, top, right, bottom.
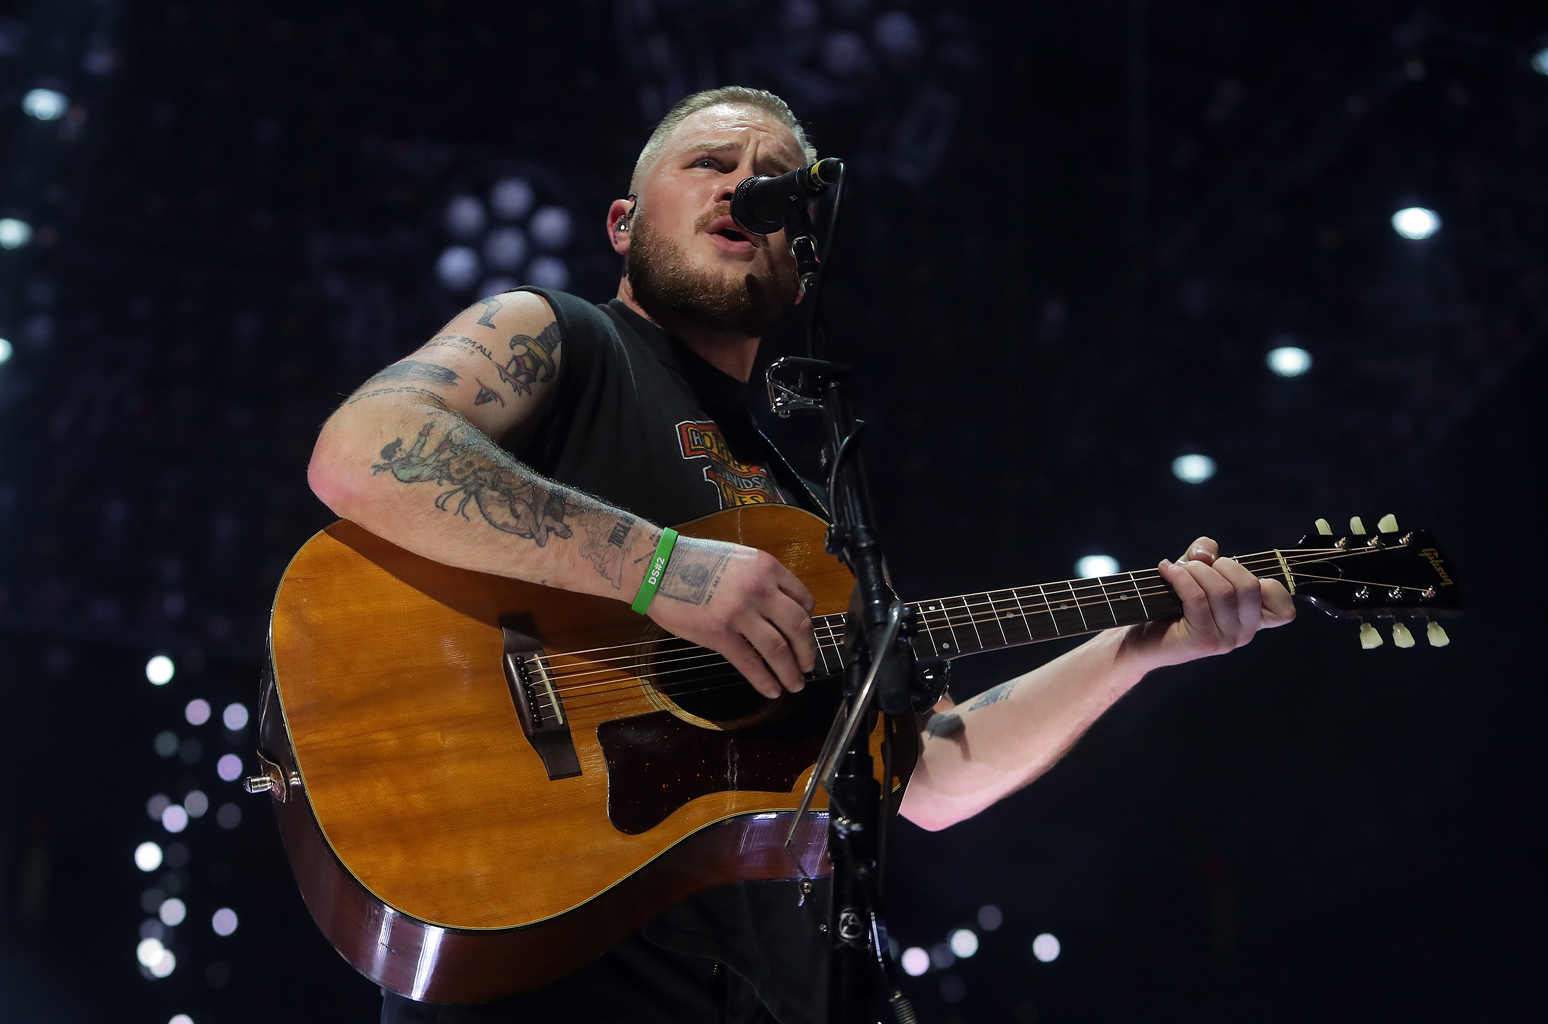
531, 548, 1412, 713
532, 546, 1396, 698
533, 545, 1378, 692
543, 575, 1432, 717
530, 546, 1351, 684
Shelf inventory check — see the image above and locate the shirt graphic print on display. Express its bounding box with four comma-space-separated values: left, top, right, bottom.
676, 420, 787, 508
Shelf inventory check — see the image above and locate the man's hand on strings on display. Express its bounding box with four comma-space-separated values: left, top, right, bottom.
644, 536, 818, 699
1119, 536, 1296, 671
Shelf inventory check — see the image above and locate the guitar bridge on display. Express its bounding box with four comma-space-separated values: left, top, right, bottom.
501, 616, 582, 781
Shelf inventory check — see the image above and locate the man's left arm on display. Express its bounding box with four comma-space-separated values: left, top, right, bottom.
898, 536, 1297, 832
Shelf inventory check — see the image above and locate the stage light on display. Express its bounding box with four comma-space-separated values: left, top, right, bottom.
161, 804, 188, 833
1032, 932, 1061, 962
1392, 207, 1440, 240
436, 246, 481, 291
159, 897, 187, 926
1172, 454, 1216, 483
1076, 555, 1118, 578
222, 702, 249, 730
212, 907, 239, 936
146, 655, 174, 684
184, 698, 210, 725
216, 753, 242, 781
184, 790, 208, 817
977, 904, 1003, 931
0, 338, 12, 363
900, 946, 929, 976
135, 841, 164, 872
170, 1016, 194, 1024
22, 87, 68, 121
154, 731, 179, 756
216, 803, 242, 829
1532, 48, 1548, 76
483, 226, 529, 271
526, 255, 569, 290
529, 206, 573, 250
0, 218, 33, 249
928, 941, 955, 969
445, 195, 487, 240
948, 928, 979, 958
490, 177, 534, 220
1267, 346, 1312, 377
147, 794, 170, 820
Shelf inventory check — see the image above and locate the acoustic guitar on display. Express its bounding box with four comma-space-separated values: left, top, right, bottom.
252, 504, 1460, 1002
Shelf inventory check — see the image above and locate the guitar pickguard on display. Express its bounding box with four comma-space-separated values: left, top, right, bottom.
598, 711, 826, 835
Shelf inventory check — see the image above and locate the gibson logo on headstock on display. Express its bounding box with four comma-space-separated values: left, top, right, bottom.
1420, 548, 1454, 586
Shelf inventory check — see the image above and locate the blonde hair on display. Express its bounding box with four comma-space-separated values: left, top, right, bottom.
630, 87, 817, 192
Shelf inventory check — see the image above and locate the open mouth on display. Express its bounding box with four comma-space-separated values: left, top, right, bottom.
716, 226, 749, 243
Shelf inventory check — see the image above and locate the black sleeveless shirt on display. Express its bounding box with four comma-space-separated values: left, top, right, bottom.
382, 289, 831, 1024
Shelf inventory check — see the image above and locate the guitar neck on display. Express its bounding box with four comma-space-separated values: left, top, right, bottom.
810, 567, 1189, 665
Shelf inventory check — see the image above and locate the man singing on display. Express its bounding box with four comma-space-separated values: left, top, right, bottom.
308, 86, 1294, 1024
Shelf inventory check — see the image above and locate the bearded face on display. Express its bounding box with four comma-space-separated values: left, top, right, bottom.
625, 203, 800, 339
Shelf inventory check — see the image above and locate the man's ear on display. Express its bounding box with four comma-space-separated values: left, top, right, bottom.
605, 195, 636, 257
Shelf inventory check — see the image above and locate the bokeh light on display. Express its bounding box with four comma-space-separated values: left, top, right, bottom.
1033, 932, 1062, 962
1172, 454, 1217, 484
977, 904, 1004, 931
0, 218, 33, 250
159, 897, 187, 926
222, 702, 249, 730
1267, 346, 1312, 377
1076, 554, 1118, 578
145, 655, 174, 685
948, 928, 979, 958
900, 946, 929, 976
216, 753, 243, 782
184, 698, 211, 725
134, 841, 163, 872
22, 87, 68, 120
212, 907, 239, 936
1392, 206, 1440, 240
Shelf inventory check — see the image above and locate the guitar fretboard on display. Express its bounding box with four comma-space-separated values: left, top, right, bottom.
808, 570, 1184, 672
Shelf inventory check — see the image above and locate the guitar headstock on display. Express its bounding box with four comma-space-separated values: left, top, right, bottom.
1281, 514, 1462, 649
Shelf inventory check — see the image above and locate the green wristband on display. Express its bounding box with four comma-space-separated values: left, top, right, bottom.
631, 527, 679, 614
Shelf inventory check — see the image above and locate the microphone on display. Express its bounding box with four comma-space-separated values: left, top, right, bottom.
730, 157, 842, 236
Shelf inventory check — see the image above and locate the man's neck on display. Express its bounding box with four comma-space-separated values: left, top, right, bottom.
615, 279, 760, 383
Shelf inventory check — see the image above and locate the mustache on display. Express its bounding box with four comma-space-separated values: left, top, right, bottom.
693, 202, 764, 242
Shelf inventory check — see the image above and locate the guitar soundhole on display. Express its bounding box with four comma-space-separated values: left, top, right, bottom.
647, 637, 772, 727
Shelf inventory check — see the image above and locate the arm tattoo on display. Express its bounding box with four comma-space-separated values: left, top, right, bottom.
425, 334, 499, 362
372, 418, 643, 587
345, 385, 451, 408
475, 295, 503, 328
359, 359, 460, 390
966, 680, 1018, 711
473, 378, 506, 406
496, 322, 561, 396
924, 712, 964, 738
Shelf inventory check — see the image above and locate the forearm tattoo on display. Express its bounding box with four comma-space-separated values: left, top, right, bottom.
925, 712, 964, 738
372, 418, 641, 587
966, 680, 1018, 711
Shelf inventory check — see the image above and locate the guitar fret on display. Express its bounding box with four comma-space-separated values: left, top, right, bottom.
939, 600, 964, 655
1095, 577, 1119, 627
1128, 571, 1149, 618
1008, 587, 1038, 644
958, 595, 985, 653
1067, 581, 1089, 631
1036, 584, 1060, 635
981, 591, 1008, 645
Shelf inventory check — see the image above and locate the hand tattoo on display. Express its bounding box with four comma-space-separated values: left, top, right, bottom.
657, 543, 731, 606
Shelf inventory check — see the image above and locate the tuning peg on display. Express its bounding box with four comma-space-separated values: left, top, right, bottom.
1426, 622, 1451, 647
1349, 516, 1366, 535
1377, 514, 1399, 533
1359, 623, 1383, 649
1315, 518, 1332, 536
1391, 623, 1415, 648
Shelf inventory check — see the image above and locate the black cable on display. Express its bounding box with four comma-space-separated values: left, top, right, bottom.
803, 161, 846, 359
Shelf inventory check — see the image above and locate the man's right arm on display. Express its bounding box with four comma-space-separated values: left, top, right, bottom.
307, 291, 817, 696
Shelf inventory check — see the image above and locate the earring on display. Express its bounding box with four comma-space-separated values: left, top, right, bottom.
617, 194, 637, 232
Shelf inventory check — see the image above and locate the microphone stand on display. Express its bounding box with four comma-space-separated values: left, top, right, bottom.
768, 190, 939, 1024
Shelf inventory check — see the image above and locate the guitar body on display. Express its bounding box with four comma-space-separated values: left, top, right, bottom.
263, 504, 909, 1003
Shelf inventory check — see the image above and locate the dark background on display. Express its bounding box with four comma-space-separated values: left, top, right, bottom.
0, 1, 1543, 1022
